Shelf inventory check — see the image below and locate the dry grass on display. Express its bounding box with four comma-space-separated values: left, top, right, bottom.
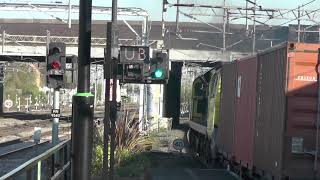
115, 110, 156, 165
92, 110, 158, 177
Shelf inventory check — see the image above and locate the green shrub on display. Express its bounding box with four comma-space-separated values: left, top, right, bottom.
92, 144, 104, 175
116, 152, 151, 177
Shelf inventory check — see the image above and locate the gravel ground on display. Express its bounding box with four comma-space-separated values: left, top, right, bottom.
0, 112, 71, 143
0, 112, 72, 179
148, 168, 241, 180
143, 126, 241, 180
151, 126, 189, 154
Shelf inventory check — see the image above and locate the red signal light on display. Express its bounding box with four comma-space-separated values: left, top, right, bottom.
51, 61, 61, 69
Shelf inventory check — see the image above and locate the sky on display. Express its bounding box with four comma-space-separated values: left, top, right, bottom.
0, 0, 318, 25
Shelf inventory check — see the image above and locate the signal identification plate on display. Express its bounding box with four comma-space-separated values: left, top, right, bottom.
120, 46, 150, 63
51, 109, 61, 118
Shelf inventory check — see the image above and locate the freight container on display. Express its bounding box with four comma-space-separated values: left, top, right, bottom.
253, 42, 320, 179
233, 56, 258, 170
216, 62, 237, 157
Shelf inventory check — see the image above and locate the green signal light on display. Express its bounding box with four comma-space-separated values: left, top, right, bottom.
154, 68, 164, 78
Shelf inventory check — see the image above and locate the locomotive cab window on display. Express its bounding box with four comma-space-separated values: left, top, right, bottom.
209, 75, 218, 98
194, 81, 206, 97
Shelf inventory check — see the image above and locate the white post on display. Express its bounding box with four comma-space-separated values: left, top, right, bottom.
159, 84, 164, 116
52, 89, 60, 145
25, 97, 29, 112
18, 97, 20, 112
15, 94, 18, 111
29, 95, 32, 111
116, 80, 121, 102
139, 84, 144, 131
35, 97, 38, 110
2, 30, 5, 53
146, 84, 152, 130
94, 64, 97, 108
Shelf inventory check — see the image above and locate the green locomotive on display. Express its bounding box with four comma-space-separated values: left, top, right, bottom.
188, 63, 222, 161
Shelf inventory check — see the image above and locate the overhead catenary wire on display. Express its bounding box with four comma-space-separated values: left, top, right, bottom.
191, 1, 320, 50
179, 11, 223, 32
167, 0, 320, 51
261, 0, 317, 24
224, 0, 320, 48
225, 7, 320, 50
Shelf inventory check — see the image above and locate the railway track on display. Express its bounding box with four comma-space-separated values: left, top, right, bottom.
0, 141, 50, 159
0, 141, 53, 177
0, 125, 71, 146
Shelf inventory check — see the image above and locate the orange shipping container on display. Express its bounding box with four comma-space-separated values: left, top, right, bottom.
254, 42, 320, 179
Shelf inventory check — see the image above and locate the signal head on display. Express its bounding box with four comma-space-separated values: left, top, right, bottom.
51, 60, 61, 70
153, 68, 164, 79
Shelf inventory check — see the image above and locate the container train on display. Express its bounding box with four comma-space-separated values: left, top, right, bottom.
187, 42, 320, 180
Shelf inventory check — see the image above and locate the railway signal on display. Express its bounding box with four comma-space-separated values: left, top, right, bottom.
46, 42, 66, 89
46, 42, 71, 168
118, 46, 169, 84
150, 49, 169, 82
153, 68, 164, 79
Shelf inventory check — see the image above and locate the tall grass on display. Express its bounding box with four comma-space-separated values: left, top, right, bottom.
92, 119, 105, 176
115, 111, 154, 164
92, 110, 157, 177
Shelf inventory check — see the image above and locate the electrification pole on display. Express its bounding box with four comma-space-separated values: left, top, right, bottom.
315, 48, 320, 179
71, 0, 94, 179
68, 0, 72, 28
104, 0, 118, 180
222, 0, 226, 53
103, 31, 110, 178
110, 1, 118, 179
144, 15, 152, 131
252, 0, 256, 53
139, 15, 149, 132
175, 0, 180, 34
298, 6, 301, 42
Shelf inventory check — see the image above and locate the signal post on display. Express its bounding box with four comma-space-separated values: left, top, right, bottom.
46, 29, 80, 180
46, 42, 66, 146
71, 0, 94, 179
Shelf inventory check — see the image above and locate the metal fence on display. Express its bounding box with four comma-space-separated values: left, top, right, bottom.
0, 140, 71, 180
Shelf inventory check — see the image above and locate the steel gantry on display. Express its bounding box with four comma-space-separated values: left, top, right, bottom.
0, 32, 146, 47
0, 3, 149, 23
0, 3, 148, 16
162, 0, 320, 53
170, 2, 320, 22
0, 3, 152, 55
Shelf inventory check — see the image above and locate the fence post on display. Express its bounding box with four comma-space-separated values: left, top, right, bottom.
37, 161, 41, 180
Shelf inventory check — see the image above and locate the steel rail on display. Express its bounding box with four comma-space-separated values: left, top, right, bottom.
0, 140, 50, 158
